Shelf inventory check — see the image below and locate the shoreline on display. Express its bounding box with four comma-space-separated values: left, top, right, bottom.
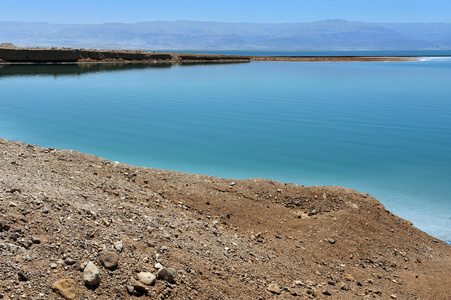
0, 46, 419, 64
1, 136, 450, 298
251, 56, 417, 62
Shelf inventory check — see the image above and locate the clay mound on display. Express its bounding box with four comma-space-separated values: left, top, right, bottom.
1, 137, 450, 299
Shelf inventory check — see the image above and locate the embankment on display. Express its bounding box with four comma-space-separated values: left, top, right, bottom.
0, 47, 417, 63
0, 48, 250, 63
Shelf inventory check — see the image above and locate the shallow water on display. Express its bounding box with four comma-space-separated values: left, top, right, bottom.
1, 60, 450, 241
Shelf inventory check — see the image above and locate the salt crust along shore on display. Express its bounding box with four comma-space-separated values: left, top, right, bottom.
1, 137, 450, 299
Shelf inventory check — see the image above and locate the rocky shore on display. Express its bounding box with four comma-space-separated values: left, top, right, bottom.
1, 137, 450, 299
0, 44, 417, 63
0, 46, 250, 64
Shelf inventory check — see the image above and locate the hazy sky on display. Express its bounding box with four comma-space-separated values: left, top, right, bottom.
1, 0, 450, 24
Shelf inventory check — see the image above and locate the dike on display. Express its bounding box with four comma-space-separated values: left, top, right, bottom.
0, 47, 251, 63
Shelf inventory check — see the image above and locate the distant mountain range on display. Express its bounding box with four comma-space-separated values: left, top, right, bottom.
1, 19, 451, 50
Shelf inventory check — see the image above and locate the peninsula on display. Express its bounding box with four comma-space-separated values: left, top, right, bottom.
0, 45, 417, 64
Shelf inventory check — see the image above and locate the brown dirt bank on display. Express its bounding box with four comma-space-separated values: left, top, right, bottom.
1, 137, 450, 299
0, 46, 419, 64
0, 48, 250, 64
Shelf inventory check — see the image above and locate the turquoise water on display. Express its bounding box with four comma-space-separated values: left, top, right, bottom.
1, 60, 450, 242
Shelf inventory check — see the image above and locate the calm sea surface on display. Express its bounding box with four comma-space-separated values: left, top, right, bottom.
1, 58, 450, 242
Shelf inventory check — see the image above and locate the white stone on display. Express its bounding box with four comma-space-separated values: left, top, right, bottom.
113, 241, 123, 252
154, 263, 163, 269
137, 272, 156, 285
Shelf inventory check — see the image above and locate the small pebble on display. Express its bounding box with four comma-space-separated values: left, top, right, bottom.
51, 279, 76, 300
154, 263, 163, 269
114, 241, 123, 252
267, 283, 282, 294
83, 261, 100, 286
137, 272, 156, 285
99, 250, 119, 269
157, 267, 176, 283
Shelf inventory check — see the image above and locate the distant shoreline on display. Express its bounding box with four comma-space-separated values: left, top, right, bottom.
250, 56, 416, 61
0, 46, 419, 63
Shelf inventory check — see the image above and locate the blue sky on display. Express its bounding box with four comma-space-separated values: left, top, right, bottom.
1, 0, 450, 24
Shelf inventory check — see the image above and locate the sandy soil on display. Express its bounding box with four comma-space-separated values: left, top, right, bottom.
1, 137, 450, 299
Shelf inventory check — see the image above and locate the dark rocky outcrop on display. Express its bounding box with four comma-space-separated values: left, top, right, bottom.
0, 47, 251, 63
0, 48, 172, 63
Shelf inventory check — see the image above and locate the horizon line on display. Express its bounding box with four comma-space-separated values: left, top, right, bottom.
2, 19, 451, 26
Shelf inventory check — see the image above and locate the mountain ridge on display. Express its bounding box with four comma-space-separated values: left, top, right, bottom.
1, 19, 451, 50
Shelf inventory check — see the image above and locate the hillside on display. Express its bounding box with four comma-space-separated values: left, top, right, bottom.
1, 137, 450, 299
1, 19, 451, 50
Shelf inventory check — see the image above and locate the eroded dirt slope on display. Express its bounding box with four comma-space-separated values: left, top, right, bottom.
1, 138, 450, 299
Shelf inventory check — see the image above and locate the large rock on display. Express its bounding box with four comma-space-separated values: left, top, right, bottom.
83, 261, 100, 286
51, 279, 76, 300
